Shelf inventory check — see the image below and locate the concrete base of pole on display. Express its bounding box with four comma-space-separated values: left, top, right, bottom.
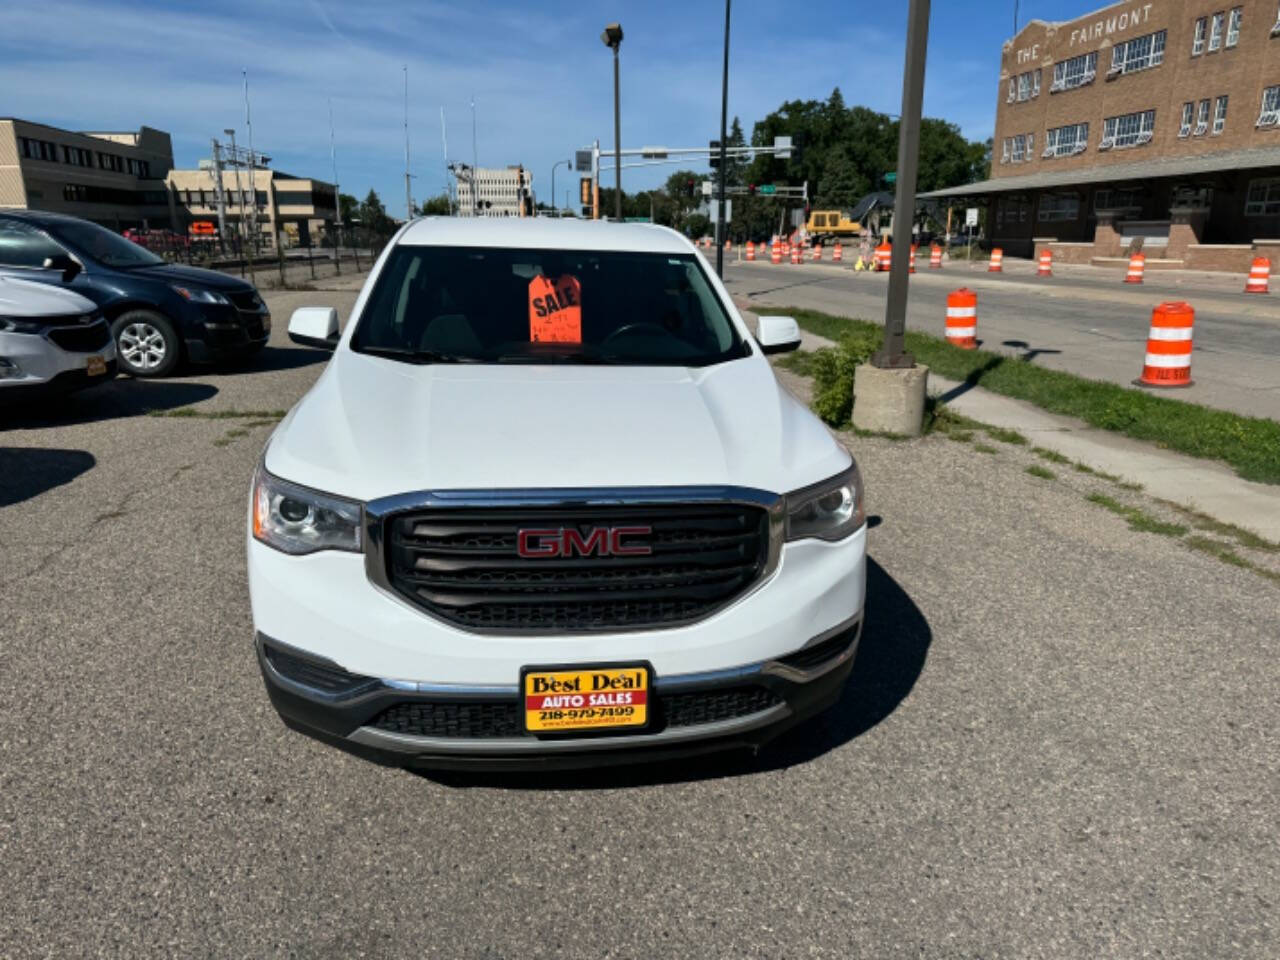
852, 363, 929, 437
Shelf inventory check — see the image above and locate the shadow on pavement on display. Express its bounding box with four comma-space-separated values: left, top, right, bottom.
418, 557, 931, 791
0, 447, 96, 507
0, 379, 217, 428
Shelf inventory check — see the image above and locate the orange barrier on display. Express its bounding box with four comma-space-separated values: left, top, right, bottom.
874, 242, 892, 272
929, 245, 942, 269
987, 247, 1003, 272
1245, 257, 1270, 294
1037, 249, 1052, 276
945, 288, 978, 350
745, 241, 755, 261
1136, 302, 1194, 388
832, 243, 843, 262
812, 244, 822, 262
770, 240, 781, 264
1125, 252, 1145, 284
909, 245, 917, 274
790, 244, 802, 265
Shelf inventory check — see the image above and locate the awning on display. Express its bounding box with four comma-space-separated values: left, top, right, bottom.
918, 145, 1280, 199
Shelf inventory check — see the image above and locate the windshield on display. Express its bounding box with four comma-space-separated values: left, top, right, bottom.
350, 246, 751, 366
50, 220, 165, 268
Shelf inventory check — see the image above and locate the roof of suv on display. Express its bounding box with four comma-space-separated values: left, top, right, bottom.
397, 216, 696, 253
0, 209, 92, 227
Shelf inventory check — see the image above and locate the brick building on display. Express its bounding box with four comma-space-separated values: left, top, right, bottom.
920, 0, 1280, 271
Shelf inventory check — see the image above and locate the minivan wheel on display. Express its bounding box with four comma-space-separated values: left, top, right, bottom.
113, 310, 180, 378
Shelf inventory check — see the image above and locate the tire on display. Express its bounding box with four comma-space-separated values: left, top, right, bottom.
112, 310, 181, 378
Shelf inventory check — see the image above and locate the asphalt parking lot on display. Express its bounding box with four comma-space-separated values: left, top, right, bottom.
2, 277, 1277, 958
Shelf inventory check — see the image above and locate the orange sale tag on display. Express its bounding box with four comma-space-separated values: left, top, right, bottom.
528, 274, 582, 343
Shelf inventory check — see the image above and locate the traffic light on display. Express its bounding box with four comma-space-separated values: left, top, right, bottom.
747, 184, 757, 195
709, 140, 721, 168
579, 177, 592, 206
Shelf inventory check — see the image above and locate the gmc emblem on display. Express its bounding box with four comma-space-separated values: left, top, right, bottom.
517, 526, 652, 559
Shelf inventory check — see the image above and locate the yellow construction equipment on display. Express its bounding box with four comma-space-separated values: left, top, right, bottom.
805, 210, 861, 243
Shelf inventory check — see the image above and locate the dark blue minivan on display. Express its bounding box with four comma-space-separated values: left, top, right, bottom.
0, 210, 269, 377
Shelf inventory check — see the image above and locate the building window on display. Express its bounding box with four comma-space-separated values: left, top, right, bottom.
1179, 102, 1194, 137
1195, 99, 1210, 135
1101, 110, 1156, 149
1051, 51, 1098, 91
1032, 69, 1041, 96
1009, 69, 1040, 102
1208, 12, 1224, 51
1110, 30, 1166, 74
1017, 73, 1031, 101
1011, 133, 1029, 163
1259, 85, 1280, 127
1226, 7, 1242, 46
1001, 138, 1010, 163
1095, 187, 1144, 211
20, 137, 59, 162
1192, 17, 1207, 54
1213, 95, 1228, 134
1045, 122, 1089, 157
61, 145, 93, 168
1244, 177, 1280, 215
1038, 194, 1080, 221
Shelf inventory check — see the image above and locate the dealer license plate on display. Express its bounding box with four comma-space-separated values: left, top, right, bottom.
522, 664, 650, 734
86, 355, 107, 376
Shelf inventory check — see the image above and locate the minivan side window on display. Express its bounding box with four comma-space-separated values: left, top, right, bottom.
0, 220, 66, 269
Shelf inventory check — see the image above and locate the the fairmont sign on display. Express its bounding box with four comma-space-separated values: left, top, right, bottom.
1068, 3, 1155, 46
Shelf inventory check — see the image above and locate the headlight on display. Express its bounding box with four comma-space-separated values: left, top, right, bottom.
0, 315, 46, 334
252, 465, 362, 555
170, 284, 230, 305
785, 462, 865, 542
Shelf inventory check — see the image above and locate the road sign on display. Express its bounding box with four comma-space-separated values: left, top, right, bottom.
702, 180, 714, 197
966, 207, 979, 227
884, 172, 897, 184
773, 135, 792, 159
758, 184, 777, 195
574, 150, 592, 172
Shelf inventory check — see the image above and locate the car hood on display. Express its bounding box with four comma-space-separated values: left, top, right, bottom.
124, 262, 255, 292
0, 276, 98, 317
265, 352, 850, 502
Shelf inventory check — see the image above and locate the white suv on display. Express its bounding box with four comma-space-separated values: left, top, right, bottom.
249, 218, 866, 770
0, 275, 115, 395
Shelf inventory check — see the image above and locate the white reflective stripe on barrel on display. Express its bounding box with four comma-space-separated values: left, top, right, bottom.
946, 306, 977, 318
1144, 354, 1191, 368
946, 326, 976, 338
1147, 327, 1193, 341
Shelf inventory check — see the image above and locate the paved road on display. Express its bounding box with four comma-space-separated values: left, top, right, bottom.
2, 280, 1277, 958
723, 259, 1280, 421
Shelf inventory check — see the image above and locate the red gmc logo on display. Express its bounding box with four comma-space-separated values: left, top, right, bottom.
516, 526, 653, 559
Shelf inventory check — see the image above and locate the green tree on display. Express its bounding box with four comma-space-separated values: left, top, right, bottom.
358, 189, 395, 238
338, 192, 359, 224
419, 193, 451, 216
684, 212, 712, 240
724, 116, 748, 187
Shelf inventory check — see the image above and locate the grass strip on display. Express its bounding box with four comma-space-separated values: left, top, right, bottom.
769, 305, 1280, 485
1086, 493, 1189, 537
1033, 447, 1070, 464
1158, 501, 1280, 553
148, 408, 287, 420
1026, 465, 1055, 480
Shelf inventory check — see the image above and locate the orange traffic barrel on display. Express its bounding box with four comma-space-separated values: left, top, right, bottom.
1136, 302, 1194, 388
929, 245, 942, 269
987, 247, 1003, 272
812, 243, 822, 261
790, 244, 802, 265
1245, 257, 1270, 294
832, 242, 843, 262
1125, 252, 1146, 284
770, 240, 781, 264
1037, 249, 1052, 276
909, 244, 917, 274
745, 241, 755, 261
875, 242, 892, 272
945, 288, 978, 350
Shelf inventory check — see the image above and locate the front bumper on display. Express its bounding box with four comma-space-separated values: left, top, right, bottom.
257, 614, 861, 771
0, 328, 117, 395
185, 301, 271, 362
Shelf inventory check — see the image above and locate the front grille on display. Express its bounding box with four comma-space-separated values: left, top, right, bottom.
385, 502, 771, 632
365, 684, 782, 739
227, 289, 263, 312
47, 321, 112, 353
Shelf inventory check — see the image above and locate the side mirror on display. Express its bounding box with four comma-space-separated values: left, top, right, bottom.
756, 315, 801, 355
42, 255, 81, 283
288, 306, 340, 350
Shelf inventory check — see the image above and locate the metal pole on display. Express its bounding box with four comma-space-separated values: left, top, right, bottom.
404, 65, 413, 219
714, 0, 731, 278
612, 47, 622, 220
243, 71, 258, 284
227, 128, 246, 278
872, 0, 930, 370
329, 99, 342, 274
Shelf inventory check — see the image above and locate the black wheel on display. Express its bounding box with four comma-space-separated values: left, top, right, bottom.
112, 310, 181, 378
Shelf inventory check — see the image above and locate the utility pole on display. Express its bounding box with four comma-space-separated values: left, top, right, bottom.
210, 138, 228, 254
329, 99, 343, 271
440, 107, 451, 214
714, 0, 731, 277
470, 96, 477, 174
243, 70, 260, 262
403, 66, 414, 219
872, 0, 930, 370
601, 24, 623, 220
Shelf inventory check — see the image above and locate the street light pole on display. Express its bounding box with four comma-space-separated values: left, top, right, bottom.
551, 159, 569, 216
601, 23, 623, 220
714, 0, 731, 278
872, 0, 930, 370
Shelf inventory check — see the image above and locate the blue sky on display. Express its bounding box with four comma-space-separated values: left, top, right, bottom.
2, 0, 1098, 216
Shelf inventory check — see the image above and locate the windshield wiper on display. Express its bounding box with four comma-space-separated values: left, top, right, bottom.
355, 345, 480, 364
